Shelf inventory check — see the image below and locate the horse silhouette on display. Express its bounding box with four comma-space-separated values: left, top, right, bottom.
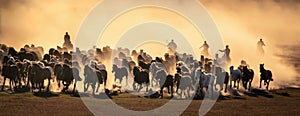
29, 62, 53, 92
83, 65, 103, 95
159, 74, 174, 98
259, 64, 273, 90
229, 66, 242, 89
1, 64, 20, 91
112, 64, 128, 85
241, 66, 254, 91
132, 66, 149, 92
215, 66, 229, 93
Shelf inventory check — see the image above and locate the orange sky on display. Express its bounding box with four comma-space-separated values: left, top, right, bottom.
1, 0, 299, 87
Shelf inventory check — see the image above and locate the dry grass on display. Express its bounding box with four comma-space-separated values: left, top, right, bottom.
0, 87, 299, 116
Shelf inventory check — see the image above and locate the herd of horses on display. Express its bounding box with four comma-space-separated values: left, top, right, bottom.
0, 43, 274, 99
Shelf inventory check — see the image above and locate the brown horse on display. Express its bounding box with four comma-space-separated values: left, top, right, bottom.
29, 63, 53, 92
241, 66, 254, 91
160, 74, 174, 98
1, 65, 20, 91
259, 64, 273, 90
132, 66, 149, 92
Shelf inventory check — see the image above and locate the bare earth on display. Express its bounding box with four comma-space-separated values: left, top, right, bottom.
0, 87, 299, 116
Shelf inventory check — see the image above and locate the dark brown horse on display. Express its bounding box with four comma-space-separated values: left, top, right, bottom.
160, 74, 174, 98
132, 66, 149, 92
215, 67, 229, 93
29, 63, 53, 92
259, 64, 273, 90
241, 66, 254, 91
1, 65, 20, 91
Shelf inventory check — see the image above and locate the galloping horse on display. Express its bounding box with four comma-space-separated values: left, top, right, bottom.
229, 66, 242, 89
112, 64, 128, 85
132, 66, 150, 92
259, 64, 273, 90
241, 66, 254, 91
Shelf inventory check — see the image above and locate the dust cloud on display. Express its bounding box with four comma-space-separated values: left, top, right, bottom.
200, 0, 300, 88
0, 0, 99, 51
0, 0, 299, 88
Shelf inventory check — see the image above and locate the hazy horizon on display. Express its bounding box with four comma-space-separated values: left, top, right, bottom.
0, 0, 299, 88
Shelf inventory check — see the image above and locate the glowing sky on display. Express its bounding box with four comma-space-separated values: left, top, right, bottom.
1, 0, 300, 87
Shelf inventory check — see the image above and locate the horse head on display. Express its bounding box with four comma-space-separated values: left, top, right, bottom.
112, 64, 118, 73
229, 66, 234, 71
133, 66, 140, 76
259, 64, 265, 72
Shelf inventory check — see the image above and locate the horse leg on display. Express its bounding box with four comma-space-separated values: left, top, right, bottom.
42, 80, 45, 89
238, 80, 240, 89
120, 78, 123, 85
146, 83, 149, 92
138, 84, 142, 92
58, 80, 61, 88
17, 76, 21, 88
85, 83, 89, 92
26, 77, 30, 87
259, 79, 262, 88
220, 83, 224, 91
248, 79, 252, 91
1, 77, 6, 91
233, 81, 236, 88
91, 83, 96, 95
47, 78, 50, 92
167, 86, 171, 94
245, 81, 248, 90
9, 79, 13, 91
96, 82, 100, 93
176, 82, 180, 93
266, 81, 269, 90
132, 82, 136, 90
160, 86, 164, 98
151, 77, 154, 87
170, 85, 174, 98
229, 79, 232, 88
224, 83, 228, 93
73, 80, 77, 93
180, 89, 183, 98
39, 83, 42, 92
104, 78, 107, 88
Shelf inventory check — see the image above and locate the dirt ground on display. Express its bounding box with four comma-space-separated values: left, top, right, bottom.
0, 87, 299, 116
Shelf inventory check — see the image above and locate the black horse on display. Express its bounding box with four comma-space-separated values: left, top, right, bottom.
29, 63, 52, 92
241, 66, 254, 91
1, 65, 20, 91
132, 66, 149, 92
259, 64, 273, 90
160, 74, 174, 98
